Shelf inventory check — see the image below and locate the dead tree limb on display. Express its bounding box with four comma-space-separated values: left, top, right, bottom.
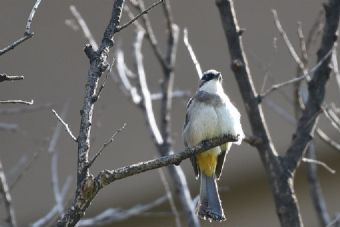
216, 0, 339, 227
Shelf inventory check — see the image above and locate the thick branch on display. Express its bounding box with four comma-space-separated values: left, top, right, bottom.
216, 1, 303, 226
95, 134, 238, 187
76, 0, 125, 187
285, 0, 340, 172
134, 29, 163, 145
306, 143, 331, 226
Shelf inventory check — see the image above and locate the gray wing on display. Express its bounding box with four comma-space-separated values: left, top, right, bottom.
183, 97, 199, 179
215, 143, 230, 180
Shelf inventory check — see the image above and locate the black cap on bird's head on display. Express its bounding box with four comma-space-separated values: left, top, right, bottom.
200, 69, 222, 87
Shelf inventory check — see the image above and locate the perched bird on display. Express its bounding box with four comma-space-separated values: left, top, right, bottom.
183, 69, 244, 221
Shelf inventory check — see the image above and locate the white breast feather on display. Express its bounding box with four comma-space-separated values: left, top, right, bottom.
184, 79, 244, 147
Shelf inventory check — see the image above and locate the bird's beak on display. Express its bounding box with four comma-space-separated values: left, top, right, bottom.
218, 74, 222, 82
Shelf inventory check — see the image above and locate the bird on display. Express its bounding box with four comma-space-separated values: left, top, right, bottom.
183, 69, 244, 222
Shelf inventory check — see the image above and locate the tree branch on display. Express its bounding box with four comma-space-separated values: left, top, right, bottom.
259, 47, 333, 101
130, 0, 167, 69
134, 29, 164, 145
216, 0, 308, 226
87, 123, 126, 168
57, 134, 237, 227
183, 28, 203, 78
158, 168, 181, 227
0, 74, 24, 82
95, 134, 238, 187
116, 0, 164, 33
0, 100, 34, 105
52, 109, 77, 142
76, 0, 125, 188
306, 143, 332, 226
25, 0, 43, 34
69, 5, 98, 50
0, 160, 17, 227
285, 0, 340, 172
272, 9, 305, 70
0, 0, 43, 56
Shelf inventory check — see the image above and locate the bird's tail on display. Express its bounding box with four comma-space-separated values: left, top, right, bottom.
197, 173, 226, 221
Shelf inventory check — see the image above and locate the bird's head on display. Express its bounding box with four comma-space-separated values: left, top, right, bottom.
199, 69, 223, 93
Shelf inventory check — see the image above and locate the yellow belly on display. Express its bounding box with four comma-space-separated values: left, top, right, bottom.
196, 149, 218, 176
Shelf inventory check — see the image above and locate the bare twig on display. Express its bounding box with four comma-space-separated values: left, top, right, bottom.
183, 28, 203, 78
49, 104, 72, 215
272, 9, 304, 70
116, 0, 164, 33
77, 195, 168, 227
303, 157, 336, 174
25, 0, 43, 34
158, 169, 181, 227
297, 22, 309, 67
131, 0, 167, 69
69, 5, 98, 50
259, 46, 334, 100
317, 128, 340, 152
0, 160, 17, 227
52, 109, 77, 142
0, 34, 34, 56
323, 106, 340, 133
88, 123, 127, 168
0, 99, 34, 105
0, 74, 24, 82
123, 5, 143, 30
0, 0, 43, 56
